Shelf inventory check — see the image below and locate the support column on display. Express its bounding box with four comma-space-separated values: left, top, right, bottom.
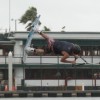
8, 51, 13, 91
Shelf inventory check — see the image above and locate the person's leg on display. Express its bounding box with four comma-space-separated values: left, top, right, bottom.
24, 30, 36, 55
25, 47, 35, 55
25, 31, 45, 55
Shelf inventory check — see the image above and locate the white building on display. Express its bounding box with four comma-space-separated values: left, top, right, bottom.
0, 31, 100, 91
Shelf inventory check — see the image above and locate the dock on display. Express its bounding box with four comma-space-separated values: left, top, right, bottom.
0, 90, 100, 97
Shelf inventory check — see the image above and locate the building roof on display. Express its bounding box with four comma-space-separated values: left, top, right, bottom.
1, 31, 100, 46
7, 31, 100, 40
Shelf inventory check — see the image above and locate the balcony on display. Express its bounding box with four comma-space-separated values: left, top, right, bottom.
0, 55, 100, 65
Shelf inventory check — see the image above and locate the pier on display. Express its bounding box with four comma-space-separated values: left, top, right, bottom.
0, 90, 100, 97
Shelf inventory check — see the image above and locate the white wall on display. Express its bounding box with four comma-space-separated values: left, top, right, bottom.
14, 67, 24, 87
67, 80, 93, 86
14, 40, 23, 57
24, 79, 100, 87
25, 80, 65, 86
68, 80, 100, 86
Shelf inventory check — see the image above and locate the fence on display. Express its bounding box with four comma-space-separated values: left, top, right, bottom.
0, 55, 100, 64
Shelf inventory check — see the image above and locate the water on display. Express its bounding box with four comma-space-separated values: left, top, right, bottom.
0, 97, 100, 100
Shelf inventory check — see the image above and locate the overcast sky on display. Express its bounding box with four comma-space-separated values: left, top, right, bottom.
0, 0, 100, 32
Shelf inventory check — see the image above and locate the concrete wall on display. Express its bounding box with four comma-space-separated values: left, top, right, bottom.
14, 40, 23, 57
14, 67, 24, 87
25, 80, 65, 86
24, 79, 100, 87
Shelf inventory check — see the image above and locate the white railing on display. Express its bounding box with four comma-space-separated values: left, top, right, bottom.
0, 55, 100, 64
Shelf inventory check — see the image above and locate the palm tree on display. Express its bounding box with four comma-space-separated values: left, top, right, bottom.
20, 7, 38, 31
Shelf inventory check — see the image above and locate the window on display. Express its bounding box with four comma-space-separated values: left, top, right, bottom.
0, 69, 8, 80
81, 46, 100, 56
25, 68, 100, 80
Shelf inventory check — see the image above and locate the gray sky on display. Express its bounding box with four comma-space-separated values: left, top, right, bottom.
0, 0, 100, 32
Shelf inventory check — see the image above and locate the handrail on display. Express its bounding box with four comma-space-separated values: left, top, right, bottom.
0, 55, 100, 65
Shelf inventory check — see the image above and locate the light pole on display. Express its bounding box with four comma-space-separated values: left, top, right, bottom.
14, 19, 17, 31
11, 19, 18, 31
0, 28, 7, 33
9, 0, 11, 32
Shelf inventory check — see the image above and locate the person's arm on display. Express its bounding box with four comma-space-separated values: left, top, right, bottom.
61, 51, 76, 64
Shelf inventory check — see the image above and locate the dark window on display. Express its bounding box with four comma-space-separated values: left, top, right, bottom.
81, 46, 100, 56
25, 68, 98, 80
